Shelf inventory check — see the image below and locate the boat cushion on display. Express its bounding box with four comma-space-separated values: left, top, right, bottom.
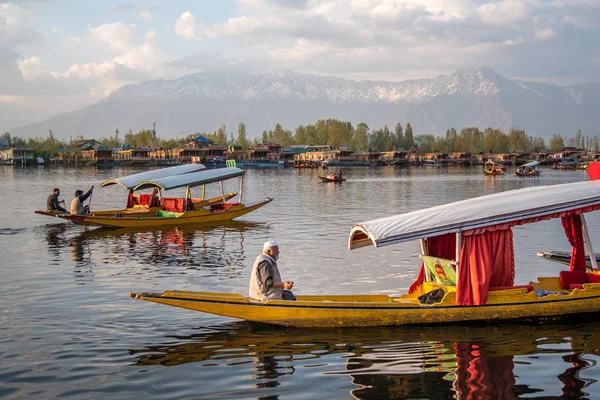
489, 285, 533, 293
570, 283, 585, 290
559, 270, 587, 289
156, 210, 183, 218
586, 271, 600, 283
210, 202, 240, 212
161, 198, 191, 212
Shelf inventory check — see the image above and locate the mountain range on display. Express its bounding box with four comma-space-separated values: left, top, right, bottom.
10, 67, 600, 140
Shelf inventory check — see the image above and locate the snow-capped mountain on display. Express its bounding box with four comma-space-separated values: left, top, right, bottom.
11, 67, 600, 139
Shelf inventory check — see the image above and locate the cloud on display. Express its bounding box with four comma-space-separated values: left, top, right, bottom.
476, 0, 530, 26
90, 22, 140, 52
18, 55, 46, 80
174, 11, 202, 40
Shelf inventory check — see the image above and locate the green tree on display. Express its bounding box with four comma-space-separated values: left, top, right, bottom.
237, 123, 249, 148
1, 132, 11, 145
445, 127, 457, 152
414, 134, 436, 153
351, 123, 369, 152
404, 123, 414, 149
548, 133, 565, 152
394, 123, 404, 149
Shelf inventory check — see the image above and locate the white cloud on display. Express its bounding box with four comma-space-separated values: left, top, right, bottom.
535, 28, 555, 40
18, 56, 46, 80
476, 0, 530, 26
90, 22, 139, 52
146, 30, 157, 40
138, 10, 153, 21
174, 11, 202, 40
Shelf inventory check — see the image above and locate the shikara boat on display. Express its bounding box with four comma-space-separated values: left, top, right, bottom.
129, 164, 600, 328
515, 160, 541, 177
39, 167, 272, 228
35, 164, 237, 220
483, 160, 505, 175
318, 174, 346, 182
538, 250, 600, 269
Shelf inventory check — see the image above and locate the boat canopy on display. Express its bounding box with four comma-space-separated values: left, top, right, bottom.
134, 167, 244, 191
521, 161, 540, 168
349, 180, 600, 250
101, 164, 206, 190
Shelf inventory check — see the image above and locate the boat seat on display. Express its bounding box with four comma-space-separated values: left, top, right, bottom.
210, 202, 240, 212
489, 285, 533, 293
559, 270, 587, 290
586, 271, 600, 283
161, 198, 192, 212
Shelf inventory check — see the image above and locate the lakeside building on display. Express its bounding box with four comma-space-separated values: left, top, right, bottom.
114, 146, 151, 166
82, 145, 114, 166
56, 139, 104, 165
0, 141, 35, 165
422, 151, 449, 165
447, 151, 473, 166
379, 150, 414, 166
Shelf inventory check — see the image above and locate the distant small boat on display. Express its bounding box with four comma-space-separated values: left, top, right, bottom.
318, 174, 346, 182
36, 157, 45, 165
537, 250, 600, 269
515, 161, 541, 177
484, 160, 505, 175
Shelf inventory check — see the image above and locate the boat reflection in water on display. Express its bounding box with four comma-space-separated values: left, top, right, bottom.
130, 320, 600, 399
41, 221, 265, 284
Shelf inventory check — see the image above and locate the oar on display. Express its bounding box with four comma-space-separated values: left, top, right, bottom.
87, 186, 94, 211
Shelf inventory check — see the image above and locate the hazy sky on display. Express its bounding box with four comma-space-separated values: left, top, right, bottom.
1, 0, 599, 132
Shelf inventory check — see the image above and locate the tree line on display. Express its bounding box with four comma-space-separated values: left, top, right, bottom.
2, 121, 599, 161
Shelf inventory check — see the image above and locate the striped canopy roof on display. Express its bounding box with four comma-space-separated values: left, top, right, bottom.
349, 180, 600, 250
133, 167, 244, 191
101, 164, 206, 190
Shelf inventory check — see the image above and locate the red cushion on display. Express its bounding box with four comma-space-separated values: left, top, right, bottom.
161, 198, 189, 212
489, 285, 533, 293
586, 272, 600, 283
559, 270, 587, 289
570, 283, 585, 290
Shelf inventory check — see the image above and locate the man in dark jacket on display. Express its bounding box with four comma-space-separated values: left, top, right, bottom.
47, 188, 67, 212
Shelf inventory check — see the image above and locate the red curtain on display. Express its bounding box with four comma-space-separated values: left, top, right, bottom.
562, 215, 586, 271
408, 233, 456, 293
456, 229, 514, 306
126, 189, 134, 208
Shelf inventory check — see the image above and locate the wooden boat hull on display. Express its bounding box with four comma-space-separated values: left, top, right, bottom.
318, 176, 346, 182
47, 198, 273, 228
538, 251, 600, 268
484, 170, 503, 175
515, 171, 541, 177
129, 278, 600, 328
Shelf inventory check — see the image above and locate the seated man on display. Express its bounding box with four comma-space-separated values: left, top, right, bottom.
47, 188, 67, 212
249, 241, 296, 301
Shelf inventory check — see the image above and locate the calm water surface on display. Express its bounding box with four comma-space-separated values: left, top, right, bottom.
1, 165, 599, 399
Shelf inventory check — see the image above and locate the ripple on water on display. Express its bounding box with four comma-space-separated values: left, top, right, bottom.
2, 167, 600, 399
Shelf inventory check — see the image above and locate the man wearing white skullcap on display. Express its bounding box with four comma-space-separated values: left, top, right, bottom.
249, 240, 295, 301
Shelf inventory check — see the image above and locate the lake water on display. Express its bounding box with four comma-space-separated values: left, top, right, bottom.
1, 165, 599, 399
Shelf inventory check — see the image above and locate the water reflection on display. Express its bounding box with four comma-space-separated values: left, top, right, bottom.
131, 320, 600, 399
41, 222, 266, 284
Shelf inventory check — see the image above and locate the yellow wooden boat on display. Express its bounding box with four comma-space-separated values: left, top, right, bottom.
483, 160, 505, 175
35, 164, 237, 220
38, 167, 272, 228
130, 164, 600, 328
